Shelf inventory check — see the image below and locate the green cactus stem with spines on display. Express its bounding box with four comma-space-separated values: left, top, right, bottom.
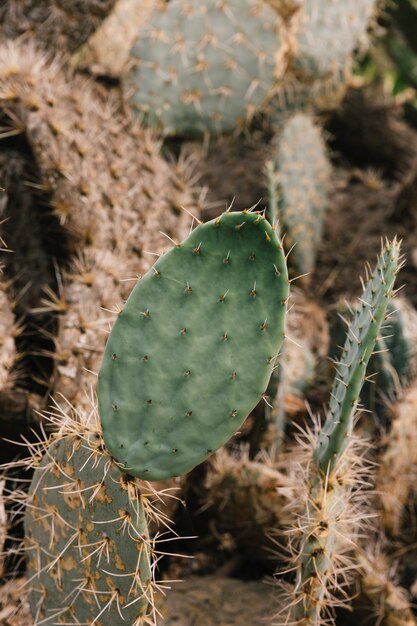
98, 210, 289, 481
313, 239, 402, 475
330, 297, 417, 417
24, 433, 155, 626
273, 113, 330, 278
125, 0, 290, 137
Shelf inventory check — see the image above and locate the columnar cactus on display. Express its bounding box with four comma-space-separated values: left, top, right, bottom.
271, 113, 330, 278
277, 239, 402, 626
124, 0, 292, 136
99, 210, 289, 480
314, 240, 401, 473
330, 297, 417, 415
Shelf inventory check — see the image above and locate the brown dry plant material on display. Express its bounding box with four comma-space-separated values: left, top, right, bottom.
72, 0, 159, 76
0, 0, 117, 54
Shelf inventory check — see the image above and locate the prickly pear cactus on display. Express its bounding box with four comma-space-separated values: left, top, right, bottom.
125, 0, 291, 136
25, 429, 155, 626
99, 210, 289, 480
292, 0, 376, 81
272, 113, 330, 278
314, 239, 402, 473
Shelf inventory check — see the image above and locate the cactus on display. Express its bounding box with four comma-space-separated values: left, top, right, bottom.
0, 280, 18, 394
356, 549, 417, 626
124, 0, 291, 137
99, 210, 289, 480
22, 412, 157, 625
0, 40, 192, 418
25, 439, 154, 624
291, 0, 376, 82
314, 240, 401, 473
329, 297, 417, 417
276, 240, 401, 626
271, 113, 330, 278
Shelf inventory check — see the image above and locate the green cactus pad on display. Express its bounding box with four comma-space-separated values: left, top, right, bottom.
313, 239, 402, 473
293, 0, 376, 80
273, 113, 330, 277
124, 0, 287, 137
98, 211, 288, 480
25, 434, 153, 625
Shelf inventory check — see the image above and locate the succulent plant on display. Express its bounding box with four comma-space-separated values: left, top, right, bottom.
24, 425, 156, 626
124, 0, 292, 137
291, 0, 376, 82
314, 240, 401, 473
277, 239, 402, 626
99, 209, 289, 480
271, 113, 330, 279
329, 297, 417, 418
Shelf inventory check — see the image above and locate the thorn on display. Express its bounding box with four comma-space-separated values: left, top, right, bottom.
180, 205, 202, 224
159, 231, 179, 246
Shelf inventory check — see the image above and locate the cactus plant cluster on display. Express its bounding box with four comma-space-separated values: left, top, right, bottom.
2, 3, 417, 626
2, 210, 288, 625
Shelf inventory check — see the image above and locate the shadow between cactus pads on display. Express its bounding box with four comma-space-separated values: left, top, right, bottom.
98, 211, 289, 480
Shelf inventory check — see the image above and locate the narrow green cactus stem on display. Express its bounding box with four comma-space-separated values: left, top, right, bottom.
313, 239, 402, 475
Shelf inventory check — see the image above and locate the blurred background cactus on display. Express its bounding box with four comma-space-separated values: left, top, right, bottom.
2, 0, 417, 625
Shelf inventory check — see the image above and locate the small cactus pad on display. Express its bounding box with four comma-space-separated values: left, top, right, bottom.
293, 0, 376, 80
125, 0, 288, 136
273, 113, 330, 277
313, 239, 402, 474
25, 434, 153, 625
98, 211, 288, 480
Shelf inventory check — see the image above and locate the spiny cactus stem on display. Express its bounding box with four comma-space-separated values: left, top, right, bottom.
313, 239, 402, 476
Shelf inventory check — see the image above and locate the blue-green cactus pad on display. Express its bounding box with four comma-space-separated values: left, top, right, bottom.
98, 211, 288, 480
25, 434, 152, 625
125, 0, 285, 137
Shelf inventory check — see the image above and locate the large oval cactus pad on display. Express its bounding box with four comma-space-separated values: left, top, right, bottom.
25, 435, 153, 625
98, 211, 288, 480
